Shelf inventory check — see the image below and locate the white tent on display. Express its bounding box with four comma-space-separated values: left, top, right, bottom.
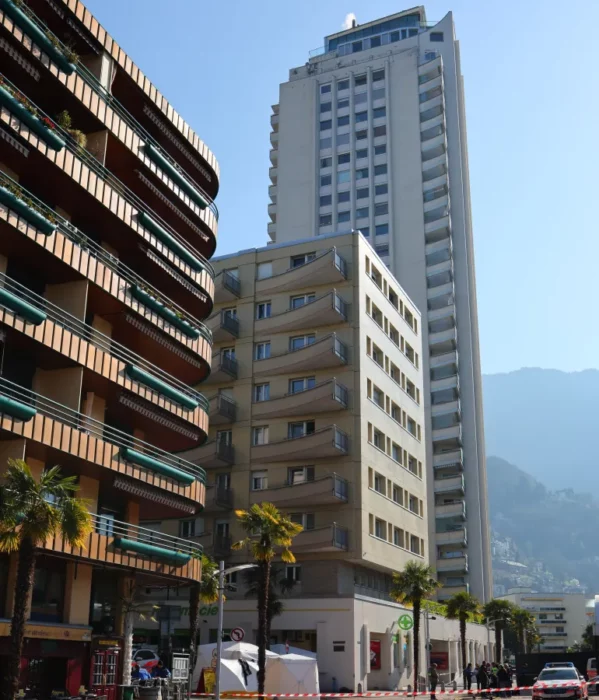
192, 642, 277, 692
265, 654, 320, 694
219, 658, 259, 692
270, 644, 317, 659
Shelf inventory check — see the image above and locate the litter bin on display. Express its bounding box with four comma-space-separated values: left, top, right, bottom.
122, 687, 135, 700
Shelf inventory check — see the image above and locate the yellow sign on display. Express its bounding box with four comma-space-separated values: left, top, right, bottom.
0, 622, 92, 642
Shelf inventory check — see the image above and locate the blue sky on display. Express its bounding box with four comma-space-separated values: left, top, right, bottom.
85, 0, 598, 375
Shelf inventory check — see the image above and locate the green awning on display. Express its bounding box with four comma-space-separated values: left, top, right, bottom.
0, 287, 47, 326
125, 364, 199, 411
142, 143, 208, 210
137, 211, 206, 273
0, 394, 37, 422
118, 446, 195, 485
113, 537, 191, 565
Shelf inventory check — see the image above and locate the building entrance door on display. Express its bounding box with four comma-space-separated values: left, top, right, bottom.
90, 649, 120, 700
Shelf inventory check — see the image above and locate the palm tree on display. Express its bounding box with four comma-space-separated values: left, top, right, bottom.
244, 565, 296, 647
390, 561, 440, 693
232, 503, 303, 694
0, 459, 92, 700
482, 599, 514, 662
189, 554, 219, 673
445, 592, 480, 679
510, 607, 536, 653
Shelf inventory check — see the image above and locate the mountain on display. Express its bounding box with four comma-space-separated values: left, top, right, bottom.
483, 368, 599, 489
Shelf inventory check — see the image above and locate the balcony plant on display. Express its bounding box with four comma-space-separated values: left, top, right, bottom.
129, 284, 202, 340
56, 109, 87, 149
0, 172, 58, 235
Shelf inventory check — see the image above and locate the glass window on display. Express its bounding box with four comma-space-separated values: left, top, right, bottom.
290, 513, 315, 530
372, 87, 385, 101
179, 519, 196, 538
217, 429, 232, 445
337, 98, 349, 109
354, 92, 368, 105
252, 470, 268, 490
289, 377, 316, 394
320, 174, 332, 187
374, 164, 387, 176
256, 301, 271, 319
254, 383, 270, 402
352, 40, 362, 53
320, 119, 332, 131
356, 207, 369, 219
338, 191, 350, 203
286, 565, 302, 583
356, 168, 369, 180
370, 35, 381, 48
359, 226, 370, 237
288, 466, 315, 484
373, 107, 386, 120
430, 32, 444, 42
356, 129, 368, 141
357, 187, 369, 199
338, 211, 350, 223
321, 83, 331, 93
374, 518, 385, 539
338, 79, 349, 91
320, 102, 331, 114
374, 144, 386, 155
320, 194, 332, 207
337, 133, 350, 146
338, 152, 351, 165
409, 28, 418, 37
257, 261, 272, 279
320, 157, 332, 168
291, 253, 316, 268
354, 74, 367, 87
222, 347, 235, 360
252, 426, 269, 445
375, 202, 389, 216
356, 148, 368, 160
290, 334, 315, 351
319, 214, 332, 226
375, 183, 388, 196
320, 137, 332, 150
291, 293, 315, 309
337, 115, 350, 127
372, 69, 385, 82
30, 561, 65, 622
355, 111, 368, 123
376, 223, 389, 236
288, 420, 316, 438
376, 244, 389, 256
373, 125, 387, 138
337, 170, 351, 184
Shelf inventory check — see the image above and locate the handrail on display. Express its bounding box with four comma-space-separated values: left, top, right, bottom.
258, 247, 347, 282
0, 170, 212, 344
92, 512, 202, 557
263, 424, 349, 448
0, 272, 208, 412
0, 376, 206, 482
0, 72, 215, 276
261, 291, 348, 321
0, 1, 218, 218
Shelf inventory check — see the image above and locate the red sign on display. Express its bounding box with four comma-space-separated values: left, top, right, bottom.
230, 627, 245, 642
370, 640, 381, 670
430, 651, 449, 671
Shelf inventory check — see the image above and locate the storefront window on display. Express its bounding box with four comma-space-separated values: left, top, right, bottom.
90, 570, 120, 634
30, 559, 65, 623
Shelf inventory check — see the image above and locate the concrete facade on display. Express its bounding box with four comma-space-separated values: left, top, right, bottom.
267, 6, 491, 602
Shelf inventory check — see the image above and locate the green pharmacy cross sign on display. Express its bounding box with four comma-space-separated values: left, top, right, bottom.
398, 614, 414, 630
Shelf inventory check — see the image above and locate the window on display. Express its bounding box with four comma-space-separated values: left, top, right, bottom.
290, 334, 315, 351
286, 565, 302, 583
338, 211, 350, 223
391, 402, 400, 421
320, 102, 331, 114
372, 87, 385, 101
375, 202, 389, 216
409, 495, 419, 513
356, 148, 368, 160
375, 224, 389, 237
291, 293, 315, 309
256, 301, 271, 319
216, 473, 231, 489
30, 561, 65, 623
393, 485, 403, 505
338, 152, 351, 165
257, 261, 272, 279
321, 84, 331, 94
359, 226, 370, 237
320, 137, 332, 150
217, 429, 232, 445
252, 426, 269, 445
290, 513, 315, 530
254, 383, 270, 402
320, 174, 332, 187
337, 133, 350, 146
288, 420, 315, 438
321, 157, 332, 168
356, 168, 369, 180
319, 214, 332, 226
371, 303, 383, 327
223, 307, 237, 319
338, 191, 350, 203
356, 207, 369, 219
354, 92, 368, 105
354, 74, 367, 87
370, 35, 381, 48
392, 442, 401, 463
372, 343, 383, 367
372, 69, 385, 82
394, 527, 404, 547
179, 520, 196, 538
374, 144, 386, 155
291, 252, 316, 268
373, 107, 386, 120
374, 472, 385, 494
320, 194, 332, 207
376, 244, 389, 257
290, 377, 316, 394
373, 125, 387, 138
251, 470, 268, 490
373, 385, 384, 408
357, 187, 369, 200
373, 428, 384, 450
337, 170, 351, 184
355, 111, 368, 123
337, 98, 349, 109
374, 518, 386, 539
375, 184, 388, 196
407, 417, 417, 437
288, 466, 315, 484
337, 115, 350, 127
430, 32, 444, 42
374, 164, 388, 176
410, 535, 421, 554
356, 129, 368, 141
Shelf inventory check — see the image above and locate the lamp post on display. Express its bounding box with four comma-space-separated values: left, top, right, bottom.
214, 562, 257, 700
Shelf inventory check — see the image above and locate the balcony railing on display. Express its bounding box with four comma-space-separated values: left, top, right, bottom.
0, 73, 215, 276
0, 376, 206, 483
204, 485, 234, 511
0, 172, 212, 345
210, 394, 237, 423
0, 273, 208, 413
221, 271, 241, 297
0, 5, 218, 219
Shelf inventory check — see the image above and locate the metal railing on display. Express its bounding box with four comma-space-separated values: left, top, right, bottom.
211, 394, 236, 421
221, 270, 241, 297
0, 272, 208, 412
0, 170, 212, 344
0, 376, 207, 482
0, 3, 218, 218
333, 379, 349, 407
332, 523, 349, 549
219, 311, 239, 337
212, 486, 233, 509
333, 474, 349, 501
213, 534, 232, 556
332, 291, 349, 320
213, 354, 238, 378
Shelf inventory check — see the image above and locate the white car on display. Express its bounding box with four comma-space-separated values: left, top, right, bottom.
533, 667, 588, 700
133, 648, 161, 670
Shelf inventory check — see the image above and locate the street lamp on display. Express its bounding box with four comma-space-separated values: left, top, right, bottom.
213, 562, 257, 700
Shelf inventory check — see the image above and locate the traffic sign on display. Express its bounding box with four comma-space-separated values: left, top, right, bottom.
398, 614, 414, 630
230, 627, 245, 642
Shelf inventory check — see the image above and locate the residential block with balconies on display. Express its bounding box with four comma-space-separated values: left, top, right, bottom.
0, 0, 218, 693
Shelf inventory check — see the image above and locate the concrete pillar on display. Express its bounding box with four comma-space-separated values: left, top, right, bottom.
44, 280, 88, 320
79, 475, 99, 513
33, 367, 83, 410
382, 630, 393, 687
81, 391, 106, 431
0, 438, 26, 469
361, 624, 370, 691
64, 562, 93, 625
126, 500, 140, 527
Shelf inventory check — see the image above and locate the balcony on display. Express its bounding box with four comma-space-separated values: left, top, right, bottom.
430, 350, 458, 373
292, 523, 349, 553
252, 379, 348, 419
437, 554, 468, 573
209, 394, 237, 425
433, 449, 464, 471
425, 216, 451, 243
251, 425, 349, 463
203, 485, 234, 513
421, 139, 447, 163
432, 424, 462, 447
268, 202, 277, 222
423, 185, 449, 207
432, 400, 460, 419
196, 532, 232, 557
267, 222, 276, 241
254, 333, 347, 377
182, 439, 235, 468
420, 104, 444, 124
206, 311, 239, 343
255, 291, 349, 335
428, 302, 455, 326
203, 353, 238, 384
427, 264, 453, 290
436, 528, 467, 546
429, 327, 457, 355
431, 374, 459, 396
255, 249, 347, 295
434, 475, 465, 495
214, 271, 241, 304
438, 583, 469, 598
45, 513, 202, 581
427, 283, 453, 309
269, 166, 278, 185
436, 501, 466, 519
250, 473, 349, 508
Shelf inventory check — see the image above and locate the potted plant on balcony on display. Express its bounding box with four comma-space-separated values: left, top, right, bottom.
0, 171, 58, 235
0, 459, 92, 700
57, 109, 87, 150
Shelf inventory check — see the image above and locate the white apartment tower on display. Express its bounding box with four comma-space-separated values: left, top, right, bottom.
268, 6, 492, 600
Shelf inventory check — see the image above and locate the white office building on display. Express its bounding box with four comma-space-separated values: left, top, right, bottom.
268, 6, 491, 601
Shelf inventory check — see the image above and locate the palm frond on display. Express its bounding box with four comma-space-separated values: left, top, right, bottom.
60, 497, 93, 548
0, 529, 20, 553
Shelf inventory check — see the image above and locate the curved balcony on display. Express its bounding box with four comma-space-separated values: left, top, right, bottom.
252, 379, 348, 419
214, 271, 241, 304
206, 311, 239, 343
434, 474, 465, 495
0, 376, 206, 506
0, 75, 216, 292
433, 449, 464, 471
437, 555, 468, 574
250, 473, 348, 508
181, 439, 235, 469
436, 527, 467, 546
209, 394, 236, 425
251, 425, 349, 464
255, 291, 349, 336
254, 333, 347, 377
0, 273, 209, 432
256, 248, 347, 295
45, 512, 202, 582
293, 523, 349, 553
203, 485, 234, 513
429, 326, 457, 355
0, 174, 212, 380
203, 353, 238, 384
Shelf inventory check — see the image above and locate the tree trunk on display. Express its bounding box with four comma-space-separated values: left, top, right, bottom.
460, 615, 467, 682
413, 599, 421, 695
495, 625, 502, 663
0, 537, 36, 700
189, 583, 201, 678
257, 562, 270, 696
122, 610, 134, 685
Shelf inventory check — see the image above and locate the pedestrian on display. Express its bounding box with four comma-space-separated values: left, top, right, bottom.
497, 664, 510, 698
465, 663, 474, 692
132, 663, 151, 681
478, 662, 489, 698
429, 663, 439, 700
474, 665, 480, 691
152, 660, 171, 679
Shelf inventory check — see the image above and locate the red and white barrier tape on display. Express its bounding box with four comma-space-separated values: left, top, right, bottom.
193, 687, 537, 697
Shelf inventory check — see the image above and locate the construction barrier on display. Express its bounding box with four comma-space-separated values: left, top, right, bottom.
192, 685, 545, 697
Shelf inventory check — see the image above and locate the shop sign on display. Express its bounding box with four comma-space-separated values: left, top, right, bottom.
0, 622, 92, 641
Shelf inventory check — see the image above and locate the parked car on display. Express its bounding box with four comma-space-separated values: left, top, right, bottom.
132, 648, 161, 671
533, 668, 588, 700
